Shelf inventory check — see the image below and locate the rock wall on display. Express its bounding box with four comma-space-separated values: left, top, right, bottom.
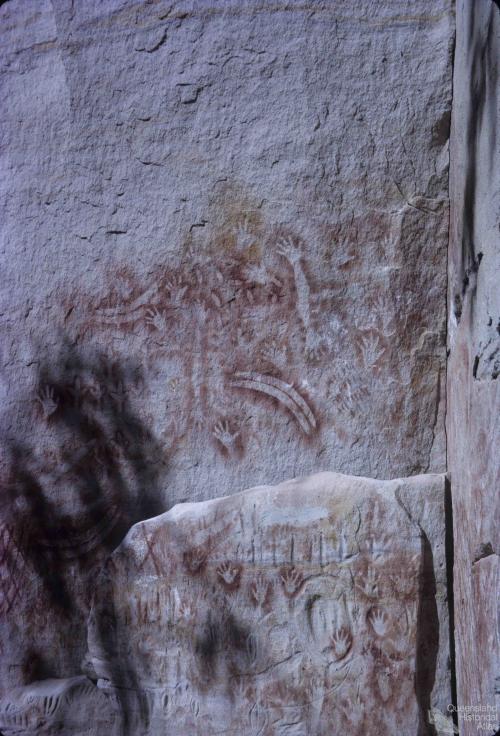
0, 0, 456, 723
0, 0, 453, 496
0, 472, 450, 736
448, 1, 500, 733
85, 472, 450, 736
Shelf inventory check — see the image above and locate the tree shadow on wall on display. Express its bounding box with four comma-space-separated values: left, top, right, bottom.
455, 0, 499, 324
0, 341, 169, 705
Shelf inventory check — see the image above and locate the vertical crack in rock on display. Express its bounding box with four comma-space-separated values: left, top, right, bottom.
444, 477, 459, 733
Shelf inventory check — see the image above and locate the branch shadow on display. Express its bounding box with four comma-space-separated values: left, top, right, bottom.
0, 340, 169, 731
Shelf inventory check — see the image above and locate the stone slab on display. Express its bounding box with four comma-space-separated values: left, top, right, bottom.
87, 471, 450, 735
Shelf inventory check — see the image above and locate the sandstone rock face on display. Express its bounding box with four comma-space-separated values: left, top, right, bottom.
87, 472, 450, 735
448, 2, 500, 733
0, 676, 113, 736
0, 0, 454, 708
0, 0, 453, 499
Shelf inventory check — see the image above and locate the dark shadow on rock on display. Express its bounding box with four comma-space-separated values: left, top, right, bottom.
0, 340, 169, 705
89, 567, 151, 736
415, 530, 439, 736
456, 0, 498, 323
444, 476, 458, 731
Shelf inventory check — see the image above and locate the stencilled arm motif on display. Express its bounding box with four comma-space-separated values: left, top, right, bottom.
84, 223, 347, 453
190, 302, 209, 429
278, 237, 327, 360
277, 237, 311, 333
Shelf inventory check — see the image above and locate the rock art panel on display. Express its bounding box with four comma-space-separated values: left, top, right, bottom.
0, 676, 114, 736
0, 0, 454, 698
87, 471, 450, 735
0, 0, 453, 514
0, 350, 169, 693
62, 202, 449, 498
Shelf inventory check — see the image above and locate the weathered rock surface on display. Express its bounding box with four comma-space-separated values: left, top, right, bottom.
0, 0, 454, 709
0, 0, 453, 499
0, 676, 113, 736
86, 471, 450, 735
448, 2, 500, 732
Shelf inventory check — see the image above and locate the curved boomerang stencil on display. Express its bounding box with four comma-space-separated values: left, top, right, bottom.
229, 371, 317, 436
